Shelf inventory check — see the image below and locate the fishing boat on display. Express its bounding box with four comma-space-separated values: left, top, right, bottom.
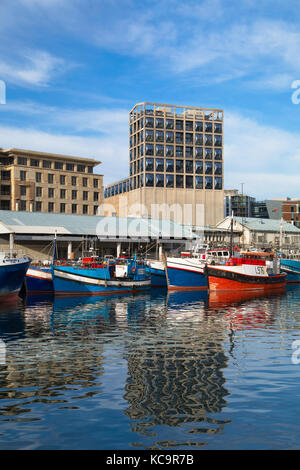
0, 252, 31, 300
165, 247, 230, 290
280, 258, 300, 283
146, 260, 167, 287
206, 252, 286, 291
26, 265, 53, 293
51, 255, 151, 296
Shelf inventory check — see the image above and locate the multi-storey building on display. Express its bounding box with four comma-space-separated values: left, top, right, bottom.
224, 189, 255, 218
0, 147, 103, 215
104, 102, 224, 226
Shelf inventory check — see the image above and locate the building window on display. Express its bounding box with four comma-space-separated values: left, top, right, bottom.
166, 119, 174, 129
36, 201, 42, 212
36, 187, 42, 197
48, 174, 54, 184
196, 147, 204, 159
175, 120, 183, 130
176, 146, 183, 157
156, 144, 164, 156
214, 135, 222, 147
82, 177, 88, 187
94, 192, 99, 202
18, 157, 27, 165
215, 177, 222, 189
93, 179, 98, 188
195, 161, 203, 174
30, 159, 40, 167
55, 161, 63, 170
166, 174, 174, 188
48, 188, 54, 198
185, 160, 193, 173
145, 158, 154, 171
19, 200, 26, 211
83, 205, 88, 214
145, 144, 154, 156
43, 160, 51, 169
195, 134, 203, 145
205, 122, 213, 133
205, 161, 213, 174
66, 163, 75, 171
77, 164, 85, 172
176, 159, 183, 173
83, 191, 88, 201
145, 173, 154, 187
156, 174, 164, 187
60, 189, 66, 199
72, 204, 77, 214
205, 135, 213, 146
205, 176, 213, 189
166, 146, 174, 157
93, 206, 98, 215
214, 149, 222, 160
71, 176, 77, 186
20, 185, 27, 196
20, 170, 26, 181
186, 175, 193, 188
145, 117, 154, 128
60, 175, 66, 185
205, 148, 212, 159
36, 172, 42, 183
185, 133, 193, 144
185, 120, 193, 131
156, 130, 164, 142
166, 159, 174, 172
214, 123, 222, 133
72, 190, 77, 200
88, 166, 93, 174
48, 202, 54, 212
195, 121, 203, 132
185, 147, 193, 158
176, 132, 183, 144
166, 131, 174, 143
176, 175, 184, 188
195, 176, 203, 189
60, 203, 65, 213
214, 162, 222, 175
156, 159, 164, 172
156, 118, 164, 128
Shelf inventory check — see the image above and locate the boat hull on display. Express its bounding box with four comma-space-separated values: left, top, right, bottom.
26, 267, 53, 293
280, 259, 300, 283
207, 265, 286, 291
52, 265, 151, 296
146, 262, 167, 287
0, 259, 31, 298
166, 259, 207, 290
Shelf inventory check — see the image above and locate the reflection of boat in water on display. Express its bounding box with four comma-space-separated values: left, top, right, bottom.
208, 286, 286, 308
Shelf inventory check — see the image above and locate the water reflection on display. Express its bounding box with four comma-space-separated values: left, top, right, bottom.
0, 286, 298, 449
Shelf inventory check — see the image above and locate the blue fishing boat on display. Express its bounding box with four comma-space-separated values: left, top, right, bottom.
26, 266, 53, 293
51, 256, 151, 296
0, 252, 31, 300
280, 258, 300, 282
146, 260, 167, 287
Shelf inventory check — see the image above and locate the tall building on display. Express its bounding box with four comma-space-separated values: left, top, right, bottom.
224, 189, 255, 218
0, 147, 103, 215
104, 102, 224, 226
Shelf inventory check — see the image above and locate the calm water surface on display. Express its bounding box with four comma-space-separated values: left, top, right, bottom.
0, 285, 300, 450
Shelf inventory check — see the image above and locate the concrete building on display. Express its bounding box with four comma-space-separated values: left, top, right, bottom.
224, 189, 255, 218
216, 216, 300, 251
0, 147, 103, 215
104, 102, 224, 227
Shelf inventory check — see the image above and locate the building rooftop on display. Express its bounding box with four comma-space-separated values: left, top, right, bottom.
232, 217, 300, 233
0, 147, 101, 166
0, 210, 197, 240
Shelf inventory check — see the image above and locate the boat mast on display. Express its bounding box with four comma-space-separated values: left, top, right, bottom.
230, 211, 234, 256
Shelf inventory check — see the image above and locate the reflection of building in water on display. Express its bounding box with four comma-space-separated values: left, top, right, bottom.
123, 300, 230, 446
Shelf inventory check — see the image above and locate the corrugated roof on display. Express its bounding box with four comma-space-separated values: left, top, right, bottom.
0, 210, 196, 239
233, 217, 300, 233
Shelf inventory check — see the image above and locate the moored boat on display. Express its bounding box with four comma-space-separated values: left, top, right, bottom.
207, 252, 286, 291
51, 256, 151, 296
280, 258, 300, 283
0, 252, 31, 300
166, 247, 230, 291
146, 260, 167, 287
26, 265, 53, 293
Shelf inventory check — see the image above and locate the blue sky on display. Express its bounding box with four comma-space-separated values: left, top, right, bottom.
1, 0, 300, 199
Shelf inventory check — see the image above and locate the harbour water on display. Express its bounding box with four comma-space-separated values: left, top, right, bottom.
0, 286, 300, 450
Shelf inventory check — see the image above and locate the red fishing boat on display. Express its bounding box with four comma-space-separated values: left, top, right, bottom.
206, 252, 286, 291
